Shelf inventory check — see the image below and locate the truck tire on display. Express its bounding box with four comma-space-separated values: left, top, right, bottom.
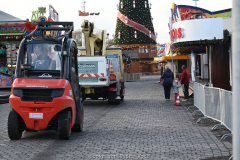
8, 110, 23, 140
115, 101, 120, 105
58, 110, 72, 139
121, 96, 124, 101
120, 83, 124, 101
72, 104, 84, 132
108, 100, 114, 105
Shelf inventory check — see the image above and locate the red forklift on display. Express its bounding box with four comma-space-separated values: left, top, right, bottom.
8, 22, 83, 140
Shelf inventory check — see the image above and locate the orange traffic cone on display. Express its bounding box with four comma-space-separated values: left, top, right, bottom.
175, 94, 181, 106
110, 62, 115, 80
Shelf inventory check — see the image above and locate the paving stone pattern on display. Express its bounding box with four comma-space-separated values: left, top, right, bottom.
0, 81, 232, 160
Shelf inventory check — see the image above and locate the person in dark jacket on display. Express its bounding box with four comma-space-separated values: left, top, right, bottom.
33, 46, 52, 70
161, 65, 174, 100
181, 65, 190, 101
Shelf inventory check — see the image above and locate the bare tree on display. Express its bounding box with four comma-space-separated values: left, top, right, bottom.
72, 29, 82, 46
106, 39, 114, 48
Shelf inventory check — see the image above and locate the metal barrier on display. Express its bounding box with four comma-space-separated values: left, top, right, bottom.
193, 82, 232, 132
125, 73, 161, 82
220, 89, 232, 131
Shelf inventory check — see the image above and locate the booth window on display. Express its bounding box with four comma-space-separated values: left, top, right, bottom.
139, 48, 149, 53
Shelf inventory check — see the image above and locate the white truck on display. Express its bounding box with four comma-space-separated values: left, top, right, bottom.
78, 52, 125, 104
78, 20, 125, 104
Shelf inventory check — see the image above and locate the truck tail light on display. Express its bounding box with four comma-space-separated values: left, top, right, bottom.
99, 78, 107, 81
109, 87, 118, 91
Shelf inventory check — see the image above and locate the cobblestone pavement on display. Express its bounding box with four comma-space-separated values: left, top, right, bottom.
0, 81, 232, 160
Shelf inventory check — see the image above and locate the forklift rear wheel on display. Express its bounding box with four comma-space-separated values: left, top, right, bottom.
72, 104, 84, 132
58, 110, 72, 139
8, 110, 23, 140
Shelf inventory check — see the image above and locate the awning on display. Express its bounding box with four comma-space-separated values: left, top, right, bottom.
154, 56, 190, 61
179, 46, 206, 54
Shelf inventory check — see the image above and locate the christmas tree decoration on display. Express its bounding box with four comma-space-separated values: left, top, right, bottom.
145, 1, 147, 8
150, 2, 152, 9
116, 4, 119, 10
125, 16, 128, 24
113, 0, 156, 46
118, 32, 121, 39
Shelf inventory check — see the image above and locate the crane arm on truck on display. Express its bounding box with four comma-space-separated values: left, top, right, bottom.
81, 20, 106, 56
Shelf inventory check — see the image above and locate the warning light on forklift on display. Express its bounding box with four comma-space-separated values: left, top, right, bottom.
46, 31, 51, 35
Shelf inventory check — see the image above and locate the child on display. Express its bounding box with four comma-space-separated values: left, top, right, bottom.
173, 79, 182, 101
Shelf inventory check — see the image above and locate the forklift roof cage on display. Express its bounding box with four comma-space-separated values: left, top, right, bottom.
37, 22, 74, 38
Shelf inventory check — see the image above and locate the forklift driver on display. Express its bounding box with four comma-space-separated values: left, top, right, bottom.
33, 46, 52, 70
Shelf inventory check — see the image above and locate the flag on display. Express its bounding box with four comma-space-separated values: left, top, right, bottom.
79, 11, 89, 16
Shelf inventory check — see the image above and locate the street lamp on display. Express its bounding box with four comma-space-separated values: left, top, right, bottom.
193, 0, 199, 7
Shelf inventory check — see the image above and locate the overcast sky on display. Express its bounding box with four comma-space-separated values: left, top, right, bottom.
0, 0, 232, 44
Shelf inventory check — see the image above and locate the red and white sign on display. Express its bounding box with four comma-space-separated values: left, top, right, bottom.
170, 28, 183, 42
79, 73, 104, 77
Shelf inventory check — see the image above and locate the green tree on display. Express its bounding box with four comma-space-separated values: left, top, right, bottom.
72, 29, 82, 46
114, 0, 156, 45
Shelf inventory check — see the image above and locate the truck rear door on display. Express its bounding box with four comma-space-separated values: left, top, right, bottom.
77, 57, 109, 86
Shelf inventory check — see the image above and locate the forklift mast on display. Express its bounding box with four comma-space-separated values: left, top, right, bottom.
37, 22, 74, 38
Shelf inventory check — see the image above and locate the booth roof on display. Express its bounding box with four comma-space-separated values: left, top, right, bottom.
0, 10, 23, 21
122, 50, 140, 61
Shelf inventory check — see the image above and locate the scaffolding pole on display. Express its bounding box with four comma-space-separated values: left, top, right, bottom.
232, 0, 240, 159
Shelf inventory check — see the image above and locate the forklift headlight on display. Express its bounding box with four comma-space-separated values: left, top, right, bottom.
52, 89, 65, 98
13, 88, 23, 97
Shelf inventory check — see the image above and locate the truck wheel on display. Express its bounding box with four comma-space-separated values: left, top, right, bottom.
108, 100, 114, 105
121, 95, 124, 101
72, 104, 84, 132
58, 110, 72, 139
8, 110, 23, 140
120, 87, 124, 101
115, 101, 120, 105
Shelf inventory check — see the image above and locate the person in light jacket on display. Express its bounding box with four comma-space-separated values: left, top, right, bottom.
161, 65, 174, 100
173, 79, 182, 101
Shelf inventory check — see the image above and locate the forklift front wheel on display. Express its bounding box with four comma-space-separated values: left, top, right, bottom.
8, 110, 23, 140
58, 110, 72, 139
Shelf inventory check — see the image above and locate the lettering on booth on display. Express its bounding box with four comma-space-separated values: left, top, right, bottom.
171, 28, 183, 42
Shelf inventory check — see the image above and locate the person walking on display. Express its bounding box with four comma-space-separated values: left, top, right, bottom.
181, 65, 190, 101
173, 79, 182, 101
161, 65, 174, 100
